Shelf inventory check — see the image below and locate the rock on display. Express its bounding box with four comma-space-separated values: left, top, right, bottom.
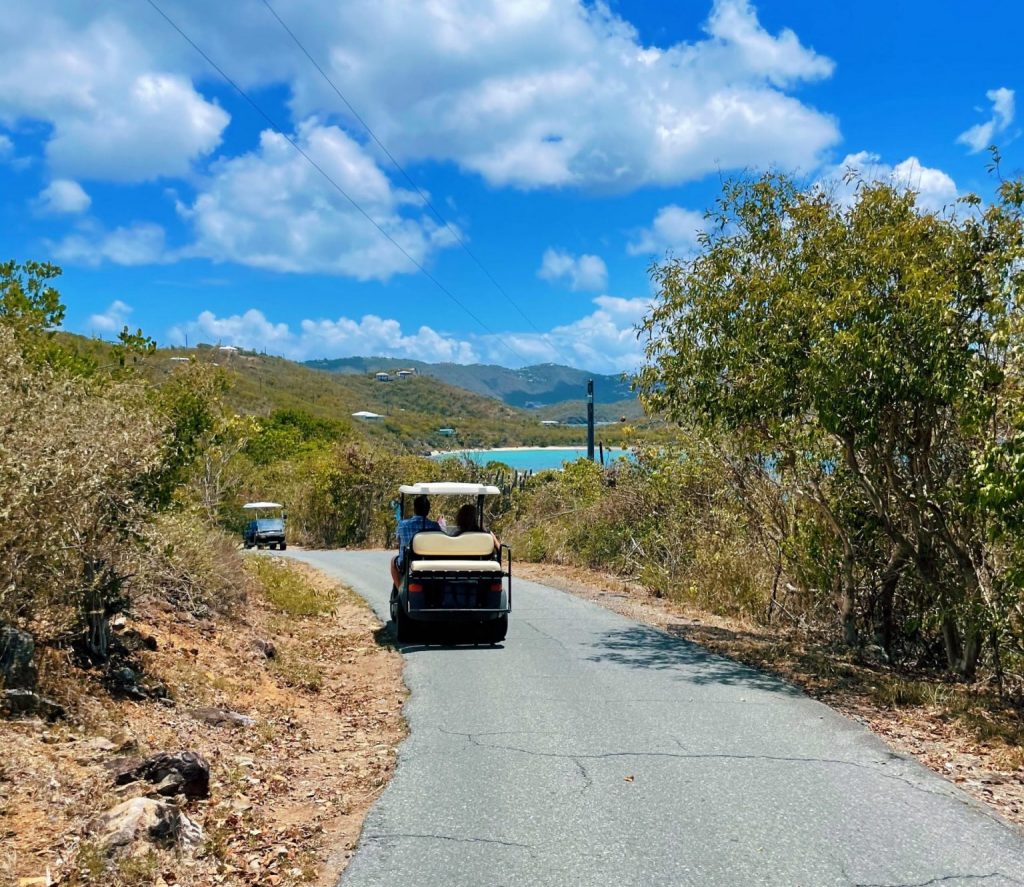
118, 628, 158, 653
189, 706, 255, 729
1, 689, 64, 721
108, 665, 147, 700
113, 751, 210, 799
91, 797, 203, 854
860, 643, 891, 666
0, 626, 38, 690
253, 638, 277, 659
74, 736, 117, 763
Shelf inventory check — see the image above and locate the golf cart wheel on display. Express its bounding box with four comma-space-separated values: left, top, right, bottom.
269, 543, 278, 551
483, 615, 508, 644
280, 542, 287, 551
391, 587, 417, 643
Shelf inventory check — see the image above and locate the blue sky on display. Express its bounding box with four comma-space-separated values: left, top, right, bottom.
1, 0, 1020, 373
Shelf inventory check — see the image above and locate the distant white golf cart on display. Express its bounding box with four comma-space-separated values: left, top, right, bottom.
242, 501, 287, 550
391, 482, 511, 644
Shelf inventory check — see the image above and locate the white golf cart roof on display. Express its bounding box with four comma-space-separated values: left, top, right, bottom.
399, 482, 500, 496
242, 501, 284, 509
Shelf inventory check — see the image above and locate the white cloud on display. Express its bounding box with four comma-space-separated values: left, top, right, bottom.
168, 294, 651, 373
170, 308, 479, 364
957, 87, 1015, 154
179, 120, 457, 279
4, 0, 837, 192
627, 206, 707, 256
88, 299, 132, 333
36, 179, 91, 214
0, 8, 228, 181
279, 0, 838, 190
537, 249, 608, 291
50, 222, 169, 267
818, 151, 959, 214
0, 134, 12, 159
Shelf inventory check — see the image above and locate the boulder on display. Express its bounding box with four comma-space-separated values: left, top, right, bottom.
113, 751, 210, 799
0, 626, 38, 690
189, 706, 255, 729
252, 638, 277, 659
91, 797, 203, 854
1, 688, 64, 721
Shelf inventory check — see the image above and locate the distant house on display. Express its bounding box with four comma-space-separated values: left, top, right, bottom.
169, 357, 190, 364
374, 372, 391, 382
352, 410, 384, 421
437, 427, 457, 437
397, 369, 416, 379
540, 420, 560, 426
218, 345, 239, 354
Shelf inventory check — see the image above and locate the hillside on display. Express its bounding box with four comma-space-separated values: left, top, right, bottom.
305, 356, 635, 407
56, 334, 651, 452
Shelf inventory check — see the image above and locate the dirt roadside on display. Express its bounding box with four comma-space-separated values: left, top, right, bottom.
1, 557, 405, 887
516, 561, 1024, 830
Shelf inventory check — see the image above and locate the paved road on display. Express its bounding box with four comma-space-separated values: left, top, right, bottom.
287, 549, 1023, 887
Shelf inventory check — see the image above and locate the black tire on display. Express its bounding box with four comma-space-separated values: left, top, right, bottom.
270, 543, 278, 551
483, 615, 508, 644
280, 542, 287, 551
243, 541, 253, 550
256, 543, 265, 550
392, 588, 417, 643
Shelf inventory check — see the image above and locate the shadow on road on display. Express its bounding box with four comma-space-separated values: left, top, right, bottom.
587, 624, 802, 696
378, 621, 507, 654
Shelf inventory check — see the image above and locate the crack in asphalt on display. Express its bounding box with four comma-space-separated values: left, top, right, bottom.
523, 619, 574, 654
435, 727, 954, 801
572, 757, 593, 794
851, 873, 1022, 887
365, 832, 533, 850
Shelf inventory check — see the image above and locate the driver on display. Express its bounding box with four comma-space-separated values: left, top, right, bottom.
390, 494, 442, 588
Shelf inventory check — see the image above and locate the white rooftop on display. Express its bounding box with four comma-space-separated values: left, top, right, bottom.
399, 482, 501, 496
243, 501, 284, 509
352, 410, 384, 419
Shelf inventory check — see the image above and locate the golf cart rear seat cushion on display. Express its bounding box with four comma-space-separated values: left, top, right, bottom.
411, 531, 495, 557
410, 559, 504, 573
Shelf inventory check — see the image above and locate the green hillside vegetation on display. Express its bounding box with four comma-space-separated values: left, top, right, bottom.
56, 334, 647, 453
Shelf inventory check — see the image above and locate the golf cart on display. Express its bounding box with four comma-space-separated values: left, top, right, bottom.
390, 482, 511, 644
242, 502, 287, 550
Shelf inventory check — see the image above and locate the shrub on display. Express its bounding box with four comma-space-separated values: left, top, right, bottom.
134, 513, 251, 616
0, 327, 161, 643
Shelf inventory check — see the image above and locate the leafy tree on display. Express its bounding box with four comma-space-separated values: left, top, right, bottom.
0, 259, 65, 336
637, 170, 1024, 678
111, 325, 157, 373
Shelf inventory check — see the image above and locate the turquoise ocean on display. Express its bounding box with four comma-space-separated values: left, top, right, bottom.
432, 447, 635, 472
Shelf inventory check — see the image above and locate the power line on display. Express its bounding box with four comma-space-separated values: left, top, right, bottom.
257, 0, 543, 334
144, 0, 535, 366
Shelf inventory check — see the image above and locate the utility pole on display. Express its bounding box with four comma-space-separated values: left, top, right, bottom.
587, 379, 595, 462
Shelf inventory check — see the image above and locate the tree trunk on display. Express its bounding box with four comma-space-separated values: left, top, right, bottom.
876, 546, 908, 657
941, 615, 962, 673
837, 571, 859, 647
941, 616, 982, 680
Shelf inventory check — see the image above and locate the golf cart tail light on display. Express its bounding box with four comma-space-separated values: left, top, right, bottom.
408, 582, 424, 593
490, 581, 502, 593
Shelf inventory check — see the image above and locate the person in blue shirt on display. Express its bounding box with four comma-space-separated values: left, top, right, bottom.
390, 494, 442, 588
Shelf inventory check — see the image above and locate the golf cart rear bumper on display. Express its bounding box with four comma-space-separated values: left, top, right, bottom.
406, 607, 509, 623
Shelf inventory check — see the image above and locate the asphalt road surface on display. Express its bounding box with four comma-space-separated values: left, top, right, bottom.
285, 549, 1024, 887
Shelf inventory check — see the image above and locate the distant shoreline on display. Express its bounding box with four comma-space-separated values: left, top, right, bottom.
430, 445, 631, 457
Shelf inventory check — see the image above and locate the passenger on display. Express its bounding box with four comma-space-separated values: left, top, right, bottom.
390, 495, 442, 588
452, 503, 500, 552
